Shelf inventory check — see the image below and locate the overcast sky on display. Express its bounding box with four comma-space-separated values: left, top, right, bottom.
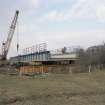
0, 0, 105, 57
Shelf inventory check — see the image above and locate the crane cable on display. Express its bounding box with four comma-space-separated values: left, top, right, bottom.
16, 15, 19, 54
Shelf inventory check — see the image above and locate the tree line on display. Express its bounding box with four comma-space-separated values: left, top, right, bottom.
77, 43, 105, 72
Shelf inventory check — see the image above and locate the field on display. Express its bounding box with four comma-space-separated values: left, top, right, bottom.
0, 71, 105, 105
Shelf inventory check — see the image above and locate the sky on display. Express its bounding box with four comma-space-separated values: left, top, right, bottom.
0, 0, 105, 57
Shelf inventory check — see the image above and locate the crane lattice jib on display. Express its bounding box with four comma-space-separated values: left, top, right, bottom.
3, 11, 19, 59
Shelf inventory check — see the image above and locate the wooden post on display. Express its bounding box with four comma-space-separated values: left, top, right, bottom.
89, 64, 91, 73
19, 67, 22, 77
69, 65, 72, 74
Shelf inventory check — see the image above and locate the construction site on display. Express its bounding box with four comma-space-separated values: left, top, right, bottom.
0, 10, 105, 75
0, 10, 81, 75
1, 9, 105, 105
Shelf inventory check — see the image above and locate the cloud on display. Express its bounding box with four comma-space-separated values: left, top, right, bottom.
0, 0, 41, 16
43, 0, 67, 3
1, 0, 105, 58
12, 0, 41, 16
39, 0, 105, 22
21, 0, 40, 10
96, 4, 105, 22
8, 27, 105, 57
39, 10, 65, 22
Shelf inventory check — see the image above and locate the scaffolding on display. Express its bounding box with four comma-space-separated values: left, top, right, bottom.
22, 43, 47, 55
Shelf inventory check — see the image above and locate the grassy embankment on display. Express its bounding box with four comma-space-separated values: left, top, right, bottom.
0, 71, 105, 105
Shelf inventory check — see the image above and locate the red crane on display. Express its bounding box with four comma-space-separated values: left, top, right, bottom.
0, 10, 19, 60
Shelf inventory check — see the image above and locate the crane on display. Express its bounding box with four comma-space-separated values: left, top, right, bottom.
0, 10, 19, 61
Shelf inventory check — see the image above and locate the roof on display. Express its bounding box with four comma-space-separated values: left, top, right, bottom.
50, 53, 78, 61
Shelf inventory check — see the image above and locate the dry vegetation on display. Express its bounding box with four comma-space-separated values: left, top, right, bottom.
0, 71, 105, 105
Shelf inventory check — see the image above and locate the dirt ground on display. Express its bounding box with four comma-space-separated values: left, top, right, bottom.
0, 71, 105, 105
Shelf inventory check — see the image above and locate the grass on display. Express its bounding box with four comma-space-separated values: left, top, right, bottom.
0, 71, 105, 105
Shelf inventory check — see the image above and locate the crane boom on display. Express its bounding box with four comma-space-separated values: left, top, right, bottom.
1, 10, 19, 60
